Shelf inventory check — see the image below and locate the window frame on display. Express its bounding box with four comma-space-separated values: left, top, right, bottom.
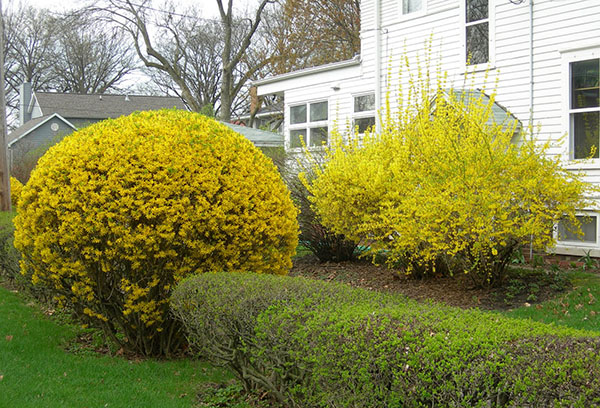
570, 59, 600, 160
555, 212, 599, 247
352, 93, 376, 135
461, 0, 495, 69
399, 0, 426, 18
562, 47, 600, 162
287, 100, 329, 150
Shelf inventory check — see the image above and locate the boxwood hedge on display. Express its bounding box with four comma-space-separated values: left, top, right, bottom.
171, 273, 600, 407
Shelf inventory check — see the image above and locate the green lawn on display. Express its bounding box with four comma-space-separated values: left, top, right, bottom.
0, 286, 232, 408
503, 269, 600, 333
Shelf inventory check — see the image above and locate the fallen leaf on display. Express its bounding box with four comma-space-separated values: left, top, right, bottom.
0, 375, 4, 381
591, 311, 597, 316
179, 393, 187, 398
5, 335, 13, 342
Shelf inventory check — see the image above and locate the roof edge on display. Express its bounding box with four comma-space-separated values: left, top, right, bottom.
8, 113, 77, 148
252, 55, 362, 87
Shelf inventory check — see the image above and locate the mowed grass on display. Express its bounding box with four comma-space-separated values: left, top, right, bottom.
503, 269, 600, 333
0, 286, 231, 408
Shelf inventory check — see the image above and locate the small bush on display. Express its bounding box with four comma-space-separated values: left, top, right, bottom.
14, 110, 298, 356
265, 147, 358, 262
172, 273, 600, 407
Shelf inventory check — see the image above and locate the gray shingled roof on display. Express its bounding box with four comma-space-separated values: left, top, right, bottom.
222, 122, 284, 147
35, 92, 186, 119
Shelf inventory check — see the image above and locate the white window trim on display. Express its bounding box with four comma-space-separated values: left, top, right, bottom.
398, 0, 427, 20
287, 100, 329, 151
561, 47, 600, 161
460, 0, 495, 71
554, 211, 600, 257
352, 93, 376, 135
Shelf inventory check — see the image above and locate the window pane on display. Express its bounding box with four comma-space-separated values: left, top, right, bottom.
310, 102, 328, 122
354, 94, 375, 112
402, 0, 422, 14
466, 22, 489, 65
309, 127, 328, 147
571, 59, 600, 109
354, 117, 375, 134
558, 215, 597, 243
290, 105, 306, 124
573, 111, 600, 159
290, 129, 307, 148
466, 0, 488, 23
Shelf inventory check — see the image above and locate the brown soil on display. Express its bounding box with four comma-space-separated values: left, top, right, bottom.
289, 255, 570, 310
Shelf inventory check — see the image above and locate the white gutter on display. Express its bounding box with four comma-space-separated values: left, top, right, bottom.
375, 0, 382, 133
529, 0, 534, 261
252, 57, 361, 87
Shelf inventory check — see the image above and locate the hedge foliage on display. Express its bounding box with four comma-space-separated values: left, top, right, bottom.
172, 273, 600, 407
303, 53, 592, 286
14, 110, 298, 356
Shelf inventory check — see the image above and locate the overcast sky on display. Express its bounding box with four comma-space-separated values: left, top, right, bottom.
25, 0, 256, 18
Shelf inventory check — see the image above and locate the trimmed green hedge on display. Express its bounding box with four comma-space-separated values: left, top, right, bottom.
171, 273, 600, 407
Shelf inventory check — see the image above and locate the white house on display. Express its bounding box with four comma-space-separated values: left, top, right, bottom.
254, 0, 600, 257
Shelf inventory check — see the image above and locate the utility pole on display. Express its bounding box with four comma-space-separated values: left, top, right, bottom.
0, 0, 11, 211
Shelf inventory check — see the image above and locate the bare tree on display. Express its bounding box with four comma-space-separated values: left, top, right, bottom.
3, 5, 57, 126
97, 0, 275, 121
2, 5, 137, 128
216, 0, 274, 121
263, 0, 360, 74
140, 11, 224, 114
51, 12, 136, 94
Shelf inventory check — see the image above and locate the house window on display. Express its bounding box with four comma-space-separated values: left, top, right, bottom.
402, 0, 423, 15
289, 101, 328, 148
570, 58, 600, 159
465, 0, 489, 65
353, 93, 376, 134
557, 215, 598, 243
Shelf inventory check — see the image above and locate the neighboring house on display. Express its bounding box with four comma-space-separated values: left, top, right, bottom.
253, 0, 600, 256
222, 122, 284, 148
234, 103, 284, 134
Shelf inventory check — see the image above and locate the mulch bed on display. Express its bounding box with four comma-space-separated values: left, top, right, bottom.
290, 255, 570, 311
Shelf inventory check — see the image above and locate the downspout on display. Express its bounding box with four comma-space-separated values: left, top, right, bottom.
375, 0, 382, 133
529, 0, 534, 124
529, 0, 535, 261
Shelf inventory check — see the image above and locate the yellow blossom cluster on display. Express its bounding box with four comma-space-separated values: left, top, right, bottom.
14, 109, 298, 355
305, 56, 592, 287
10, 177, 23, 208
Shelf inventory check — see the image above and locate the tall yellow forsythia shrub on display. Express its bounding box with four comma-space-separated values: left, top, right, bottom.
306, 57, 593, 287
14, 110, 298, 356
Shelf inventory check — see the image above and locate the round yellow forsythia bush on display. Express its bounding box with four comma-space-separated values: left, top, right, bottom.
14, 110, 298, 356
10, 176, 23, 208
